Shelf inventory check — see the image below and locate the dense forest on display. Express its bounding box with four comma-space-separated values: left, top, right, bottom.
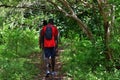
0, 0, 120, 80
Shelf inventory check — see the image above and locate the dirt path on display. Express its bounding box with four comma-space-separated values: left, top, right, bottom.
30, 48, 71, 80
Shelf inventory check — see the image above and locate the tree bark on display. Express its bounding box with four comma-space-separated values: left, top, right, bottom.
97, 0, 112, 60
103, 21, 112, 60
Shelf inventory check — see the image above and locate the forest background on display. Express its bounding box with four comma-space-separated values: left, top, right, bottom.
0, 0, 120, 80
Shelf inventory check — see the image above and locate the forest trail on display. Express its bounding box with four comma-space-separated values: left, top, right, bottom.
29, 48, 72, 80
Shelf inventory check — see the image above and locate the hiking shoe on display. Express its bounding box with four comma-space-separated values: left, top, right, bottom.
51, 71, 57, 76
46, 63, 51, 68
48, 63, 51, 68
45, 71, 50, 77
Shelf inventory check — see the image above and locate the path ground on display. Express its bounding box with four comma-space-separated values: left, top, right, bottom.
29, 48, 72, 80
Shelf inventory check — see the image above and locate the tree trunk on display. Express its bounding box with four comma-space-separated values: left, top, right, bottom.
103, 21, 112, 60
97, 0, 112, 60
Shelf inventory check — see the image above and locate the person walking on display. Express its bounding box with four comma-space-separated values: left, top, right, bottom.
39, 20, 47, 50
39, 20, 47, 67
40, 19, 58, 77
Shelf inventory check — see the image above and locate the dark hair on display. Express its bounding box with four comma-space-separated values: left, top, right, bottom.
48, 19, 54, 24
43, 20, 47, 26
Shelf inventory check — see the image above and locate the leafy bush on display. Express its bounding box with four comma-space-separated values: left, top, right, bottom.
60, 32, 120, 80
0, 25, 40, 79
1, 28, 39, 57
0, 58, 39, 80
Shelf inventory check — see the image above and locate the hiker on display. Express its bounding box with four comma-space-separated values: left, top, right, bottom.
39, 20, 47, 50
40, 19, 58, 77
39, 20, 47, 67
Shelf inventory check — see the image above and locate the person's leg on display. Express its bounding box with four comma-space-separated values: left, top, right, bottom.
51, 57, 55, 71
45, 58, 50, 71
44, 48, 51, 77
41, 50, 45, 70
51, 47, 56, 72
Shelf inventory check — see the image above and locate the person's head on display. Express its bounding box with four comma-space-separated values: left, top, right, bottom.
48, 19, 54, 25
43, 20, 47, 26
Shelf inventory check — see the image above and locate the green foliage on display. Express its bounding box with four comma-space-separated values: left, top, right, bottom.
0, 0, 21, 5
109, 35, 120, 67
0, 27, 40, 79
60, 31, 120, 79
0, 58, 39, 80
0, 0, 120, 79
1, 28, 38, 57
0, 22, 40, 79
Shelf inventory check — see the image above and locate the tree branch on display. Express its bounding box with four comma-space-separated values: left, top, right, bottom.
0, 4, 32, 9
58, 0, 75, 15
47, 0, 93, 40
97, 0, 108, 23
47, 0, 71, 17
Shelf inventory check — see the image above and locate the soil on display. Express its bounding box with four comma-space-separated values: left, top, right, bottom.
29, 48, 72, 80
